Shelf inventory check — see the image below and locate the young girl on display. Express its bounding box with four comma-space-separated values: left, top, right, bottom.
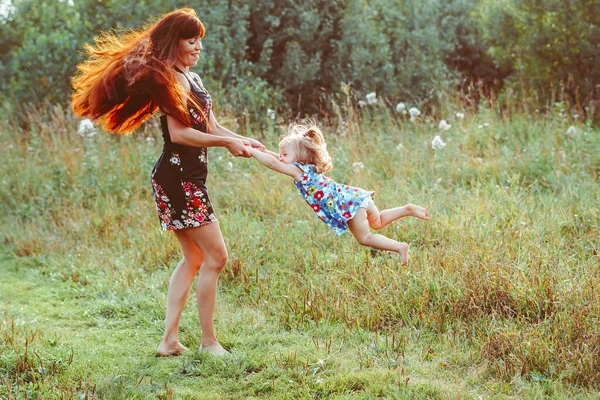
249, 121, 428, 265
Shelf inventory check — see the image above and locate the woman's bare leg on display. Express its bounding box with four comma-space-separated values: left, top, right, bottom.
348, 208, 409, 265
183, 222, 229, 355
157, 231, 203, 356
367, 203, 428, 230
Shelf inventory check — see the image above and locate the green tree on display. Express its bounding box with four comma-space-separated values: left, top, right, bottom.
475, 0, 600, 107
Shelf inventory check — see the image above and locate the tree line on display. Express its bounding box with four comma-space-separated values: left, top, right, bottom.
1, 0, 598, 119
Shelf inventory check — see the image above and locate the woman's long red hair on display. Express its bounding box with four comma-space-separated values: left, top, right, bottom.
71, 8, 204, 135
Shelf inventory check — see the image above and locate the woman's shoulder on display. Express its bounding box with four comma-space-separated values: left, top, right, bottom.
174, 71, 190, 90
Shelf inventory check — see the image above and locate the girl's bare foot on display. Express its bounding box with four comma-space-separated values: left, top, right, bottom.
201, 342, 230, 356
157, 341, 188, 357
397, 242, 409, 265
405, 204, 429, 220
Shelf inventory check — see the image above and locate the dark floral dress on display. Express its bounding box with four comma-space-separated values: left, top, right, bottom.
151, 69, 216, 231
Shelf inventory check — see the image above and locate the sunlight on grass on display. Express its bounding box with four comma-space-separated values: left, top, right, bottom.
1, 100, 599, 398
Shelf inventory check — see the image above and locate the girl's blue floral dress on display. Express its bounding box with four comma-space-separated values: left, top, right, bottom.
292, 162, 374, 235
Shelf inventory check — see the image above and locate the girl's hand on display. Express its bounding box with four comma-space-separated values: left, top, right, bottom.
247, 138, 265, 150
226, 138, 252, 158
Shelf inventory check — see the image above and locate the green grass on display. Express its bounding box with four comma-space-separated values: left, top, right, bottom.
1, 102, 599, 399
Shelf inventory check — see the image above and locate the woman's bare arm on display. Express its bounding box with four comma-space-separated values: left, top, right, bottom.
167, 72, 250, 157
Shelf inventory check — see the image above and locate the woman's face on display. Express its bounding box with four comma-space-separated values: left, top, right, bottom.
176, 37, 203, 67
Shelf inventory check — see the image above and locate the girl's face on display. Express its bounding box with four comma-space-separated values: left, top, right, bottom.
279, 143, 297, 164
176, 37, 203, 68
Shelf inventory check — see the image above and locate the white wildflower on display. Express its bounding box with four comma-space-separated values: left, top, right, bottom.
455, 112, 465, 119
396, 143, 404, 151
566, 125, 577, 135
266, 109, 276, 120
573, 114, 579, 119
438, 120, 451, 131
352, 161, 364, 172
77, 118, 97, 137
366, 92, 377, 105
358, 100, 367, 108
477, 124, 484, 129
409, 107, 421, 118
395, 102, 406, 113
475, 157, 483, 164
227, 161, 234, 170
431, 135, 446, 150
483, 122, 489, 127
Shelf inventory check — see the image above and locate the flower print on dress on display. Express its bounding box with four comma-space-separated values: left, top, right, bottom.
152, 179, 176, 230
189, 107, 206, 125
198, 147, 207, 164
325, 197, 335, 210
169, 152, 181, 165
181, 181, 214, 228
188, 87, 212, 127
292, 162, 374, 235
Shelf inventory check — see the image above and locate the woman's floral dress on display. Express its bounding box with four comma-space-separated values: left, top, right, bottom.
292, 163, 374, 235
151, 68, 216, 230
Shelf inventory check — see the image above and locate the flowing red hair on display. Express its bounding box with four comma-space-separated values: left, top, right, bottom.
71, 8, 205, 135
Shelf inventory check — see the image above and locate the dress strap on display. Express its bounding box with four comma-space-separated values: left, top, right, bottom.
173, 66, 203, 91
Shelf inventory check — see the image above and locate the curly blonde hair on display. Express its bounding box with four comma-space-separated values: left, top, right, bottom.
280, 119, 333, 174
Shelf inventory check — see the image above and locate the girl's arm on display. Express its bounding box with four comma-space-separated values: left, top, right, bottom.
208, 111, 265, 150
249, 147, 303, 180
262, 149, 281, 158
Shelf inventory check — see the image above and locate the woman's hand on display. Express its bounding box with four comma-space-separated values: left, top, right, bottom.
226, 138, 252, 158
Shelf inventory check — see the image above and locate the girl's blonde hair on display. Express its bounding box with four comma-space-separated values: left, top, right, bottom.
280, 120, 333, 174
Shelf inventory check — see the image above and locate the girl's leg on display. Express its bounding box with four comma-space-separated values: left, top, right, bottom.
157, 230, 204, 356
348, 208, 409, 265
367, 202, 428, 230
183, 222, 229, 355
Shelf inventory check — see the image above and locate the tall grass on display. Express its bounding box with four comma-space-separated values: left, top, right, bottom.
1, 98, 599, 398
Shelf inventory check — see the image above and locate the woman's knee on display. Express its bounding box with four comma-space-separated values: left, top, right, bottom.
183, 255, 203, 272
205, 248, 228, 272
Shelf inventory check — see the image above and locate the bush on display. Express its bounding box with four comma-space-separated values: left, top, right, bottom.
475, 0, 600, 110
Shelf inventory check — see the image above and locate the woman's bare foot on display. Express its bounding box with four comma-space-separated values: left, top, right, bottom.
156, 341, 188, 357
405, 204, 429, 220
397, 242, 409, 266
200, 342, 230, 357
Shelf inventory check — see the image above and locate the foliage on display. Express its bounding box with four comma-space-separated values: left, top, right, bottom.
475, 0, 600, 109
1, 0, 599, 119
1, 98, 600, 397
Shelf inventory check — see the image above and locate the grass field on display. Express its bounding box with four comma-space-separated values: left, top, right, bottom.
1, 101, 599, 399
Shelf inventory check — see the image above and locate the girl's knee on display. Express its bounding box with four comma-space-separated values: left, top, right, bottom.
354, 232, 372, 246
368, 220, 383, 230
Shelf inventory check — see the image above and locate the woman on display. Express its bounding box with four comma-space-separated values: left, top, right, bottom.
72, 8, 263, 356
